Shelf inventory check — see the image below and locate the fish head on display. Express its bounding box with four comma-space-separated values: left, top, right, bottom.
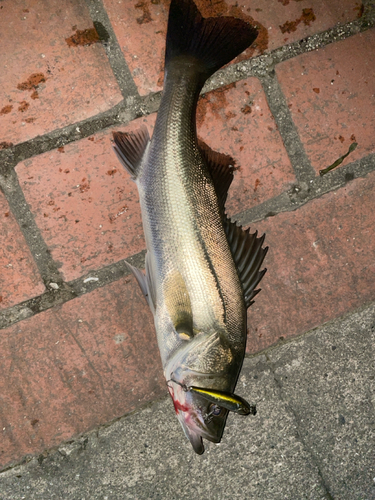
164, 330, 253, 454
167, 376, 230, 455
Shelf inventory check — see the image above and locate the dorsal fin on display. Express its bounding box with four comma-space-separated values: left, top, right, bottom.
163, 270, 194, 340
224, 217, 268, 309
112, 126, 150, 179
198, 139, 235, 210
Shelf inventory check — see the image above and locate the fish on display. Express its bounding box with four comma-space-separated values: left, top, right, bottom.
112, 0, 268, 454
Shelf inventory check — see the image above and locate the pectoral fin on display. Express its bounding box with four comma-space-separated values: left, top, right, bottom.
164, 270, 194, 340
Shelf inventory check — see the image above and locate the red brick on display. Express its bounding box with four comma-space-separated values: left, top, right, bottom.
0, 276, 164, 470
0, 193, 45, 309
276, 30, 375, 174
16, 116, 156, 281
246, 0, 362, 49
246, 171, 375, 354
197, 78, 295, 215
105, 0, 361, 95
0, 0, 122, 146
104, 0, 168, 95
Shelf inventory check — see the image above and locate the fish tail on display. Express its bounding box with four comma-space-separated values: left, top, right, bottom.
165, 0, 258, 79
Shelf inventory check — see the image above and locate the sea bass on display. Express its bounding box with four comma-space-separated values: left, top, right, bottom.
112, 0, 268, 454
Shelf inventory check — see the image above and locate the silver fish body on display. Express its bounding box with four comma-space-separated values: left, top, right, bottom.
113, 0, 267, 454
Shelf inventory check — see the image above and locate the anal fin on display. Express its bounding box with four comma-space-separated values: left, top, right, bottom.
224, 217, 268, 309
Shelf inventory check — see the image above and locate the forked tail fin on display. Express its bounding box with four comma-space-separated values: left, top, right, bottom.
165, 0, 258, 78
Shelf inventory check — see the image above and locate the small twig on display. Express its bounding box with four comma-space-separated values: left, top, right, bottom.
319, 142, 358, 176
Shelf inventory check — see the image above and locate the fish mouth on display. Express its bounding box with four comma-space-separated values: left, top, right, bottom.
167, 375, 256, 453
177, 410, 226, 455
175, 399, 229, 455
167, 378, 230, 454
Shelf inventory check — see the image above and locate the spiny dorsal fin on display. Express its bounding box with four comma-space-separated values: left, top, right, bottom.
224, 217, 268, 309
112, 126, 150, 179
198, 140, 235, 210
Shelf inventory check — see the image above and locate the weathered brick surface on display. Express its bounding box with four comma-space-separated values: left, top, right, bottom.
0, 0, 122, 146
0, 276, 164, 470
276, 30, 375, 174
197, 78, 296, 215
246, 171, 375, 354
105, 0, 361, 95
15, 116, 155, 281
0, 193, 45, 309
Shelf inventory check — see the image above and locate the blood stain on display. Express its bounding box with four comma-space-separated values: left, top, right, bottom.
172, 398, 189, 413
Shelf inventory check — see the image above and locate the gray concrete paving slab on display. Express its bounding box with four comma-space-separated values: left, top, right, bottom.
267, 303, 375, 499
1, 303, 374, 500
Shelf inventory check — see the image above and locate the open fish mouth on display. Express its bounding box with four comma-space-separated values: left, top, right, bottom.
168, 382, 229, 454
176, 406, 228, 455
167, 378, 256, 454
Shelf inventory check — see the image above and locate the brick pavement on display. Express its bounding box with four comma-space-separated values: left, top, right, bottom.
0, 0, 374, 471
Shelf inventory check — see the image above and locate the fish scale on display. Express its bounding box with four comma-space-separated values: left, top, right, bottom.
144, 70, 234, 338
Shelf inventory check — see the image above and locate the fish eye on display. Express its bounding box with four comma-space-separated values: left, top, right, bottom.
209, 404, 222, 416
